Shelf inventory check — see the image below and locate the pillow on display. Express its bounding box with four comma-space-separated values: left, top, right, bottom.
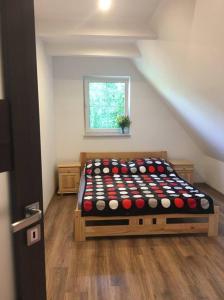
84, 158, 129, 176
84, 157, 174, 176
127, 158, 174, 175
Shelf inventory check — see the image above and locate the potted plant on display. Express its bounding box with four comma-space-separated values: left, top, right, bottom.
116, 115, 131, 134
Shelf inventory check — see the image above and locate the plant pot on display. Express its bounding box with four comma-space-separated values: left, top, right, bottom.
121, 127, 129, 134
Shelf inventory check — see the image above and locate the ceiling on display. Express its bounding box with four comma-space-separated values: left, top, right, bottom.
34, 0, 161, 56
35, 0, 224, 164
35, 0, 160, 21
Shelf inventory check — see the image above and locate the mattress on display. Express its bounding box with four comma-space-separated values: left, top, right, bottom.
78, 158, 214, 217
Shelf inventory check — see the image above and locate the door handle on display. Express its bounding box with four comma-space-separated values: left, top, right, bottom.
12, 202, 42, 233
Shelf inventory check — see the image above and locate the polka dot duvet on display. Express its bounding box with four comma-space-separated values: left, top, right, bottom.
81, 158, 214, 216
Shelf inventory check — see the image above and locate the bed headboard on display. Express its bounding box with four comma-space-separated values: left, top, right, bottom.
80, 151, 168, 170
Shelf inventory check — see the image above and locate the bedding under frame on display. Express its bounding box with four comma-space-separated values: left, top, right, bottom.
74, 151, 220, 241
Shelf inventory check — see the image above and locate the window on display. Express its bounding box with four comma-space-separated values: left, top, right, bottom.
84, 76, 130, 135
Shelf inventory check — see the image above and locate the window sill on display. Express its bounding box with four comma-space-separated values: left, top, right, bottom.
84, 133, 131, 138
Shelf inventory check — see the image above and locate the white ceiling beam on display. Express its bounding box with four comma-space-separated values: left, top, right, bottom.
35, 20, 157, 41
44, 39, 140, 58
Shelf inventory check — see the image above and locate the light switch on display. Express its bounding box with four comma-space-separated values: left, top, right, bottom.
27, 224, 41, 246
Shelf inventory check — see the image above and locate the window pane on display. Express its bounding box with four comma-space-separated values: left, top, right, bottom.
88, 82, 126, 129
89, 105, 124, 128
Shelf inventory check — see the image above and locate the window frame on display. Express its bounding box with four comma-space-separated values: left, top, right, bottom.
84, 76, 130, 136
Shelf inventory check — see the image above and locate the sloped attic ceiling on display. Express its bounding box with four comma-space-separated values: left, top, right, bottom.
35, 0, 224, 161
134, 0, 224, 161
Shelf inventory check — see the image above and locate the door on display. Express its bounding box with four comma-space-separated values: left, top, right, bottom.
0, 18, 15, 300
1, 0, 47, 299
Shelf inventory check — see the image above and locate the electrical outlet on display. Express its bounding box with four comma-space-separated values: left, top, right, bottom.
27, 224, 41, 246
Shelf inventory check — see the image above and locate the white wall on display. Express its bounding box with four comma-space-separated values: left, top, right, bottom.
36, 38, 56, 212
0, 26, 15, 300
0, 173, 15, 300
203, 156, 224, 194
53, 56, 205, 181
134, 0, 224, 192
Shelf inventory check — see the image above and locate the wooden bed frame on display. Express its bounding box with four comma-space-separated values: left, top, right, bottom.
74, 151, 219, 241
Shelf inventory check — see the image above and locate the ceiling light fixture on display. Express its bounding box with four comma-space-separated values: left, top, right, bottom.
99, 0, 112, 11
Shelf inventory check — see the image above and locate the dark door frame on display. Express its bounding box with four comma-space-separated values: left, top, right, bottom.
0, 100, 12, 172
1, 0, 47, 299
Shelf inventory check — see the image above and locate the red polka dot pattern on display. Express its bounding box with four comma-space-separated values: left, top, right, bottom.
84, 158, 174, 176
135, 199, 145, 209
157, 166, 165, 173
83, 201, 93, 212
82, 158, 213, 216
112, 167, 119, 174
148, 166, 156, 173
122, 199, 132, 210
188, 198, 197, 209
121, 167, 128, 174
174, 198, 184, 208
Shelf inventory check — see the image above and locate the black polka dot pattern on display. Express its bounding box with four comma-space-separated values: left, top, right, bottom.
84, 159, 129, 176
82, 172, 214, 216
127, 158, 174, 175
84, 158, 174, 176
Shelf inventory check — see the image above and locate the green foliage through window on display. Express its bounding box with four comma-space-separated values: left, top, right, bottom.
88, 82, 126, 129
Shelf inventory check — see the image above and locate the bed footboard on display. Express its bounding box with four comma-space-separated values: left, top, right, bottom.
74, 204, 219, 241
208, 206, 220, 237
74, 208, 86, 242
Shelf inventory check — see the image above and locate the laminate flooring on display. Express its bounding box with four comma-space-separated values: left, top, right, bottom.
45, 184, 224, 300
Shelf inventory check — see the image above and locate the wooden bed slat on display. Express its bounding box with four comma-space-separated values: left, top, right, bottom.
85, 223, 209, 237
83, 213, 211, 221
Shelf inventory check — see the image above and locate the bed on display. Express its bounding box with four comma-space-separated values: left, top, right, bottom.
74, 151, 219, 241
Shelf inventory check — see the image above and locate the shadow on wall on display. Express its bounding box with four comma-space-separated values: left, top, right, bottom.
134, 0, 224, 162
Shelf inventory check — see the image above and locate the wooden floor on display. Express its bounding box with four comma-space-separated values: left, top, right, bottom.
45, 184, 224, 300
